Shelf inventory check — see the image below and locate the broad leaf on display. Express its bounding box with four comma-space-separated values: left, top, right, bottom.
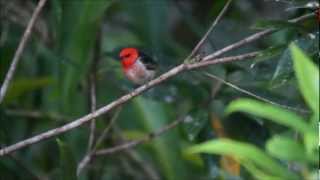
266, 136, 306, 162
290, 43, 319, 114
186, 139, 297, 179
225, 98, 310, 134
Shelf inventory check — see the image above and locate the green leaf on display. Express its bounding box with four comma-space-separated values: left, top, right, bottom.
225, 98, 310, 134
270, 33, 318, 88
56, 139, 77, 180
186, 139, 297, 179
56, 0, 113, 113
290, 43, 319, 114
4, 77, 52, 103
304, 132, 318, 164
266, 136, 306, 162
242, 160, 285, 180
133, 97, 187, 180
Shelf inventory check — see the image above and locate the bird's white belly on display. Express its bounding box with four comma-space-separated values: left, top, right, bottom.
125, 60, 155, 84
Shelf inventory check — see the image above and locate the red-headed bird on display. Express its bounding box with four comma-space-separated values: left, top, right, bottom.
119, 47, 157, 85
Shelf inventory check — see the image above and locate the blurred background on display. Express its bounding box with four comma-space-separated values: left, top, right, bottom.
0, 0, 318, 179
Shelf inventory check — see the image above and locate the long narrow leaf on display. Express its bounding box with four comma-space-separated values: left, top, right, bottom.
225, 98, 310, 134
290, 43, 319, 114
186, 139, 297, 179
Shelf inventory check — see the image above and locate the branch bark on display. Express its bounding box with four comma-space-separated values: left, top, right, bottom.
0, 0, 48, 104
0, 52, 259, 156
187, 0, 232, 59
0, 12, 314, 157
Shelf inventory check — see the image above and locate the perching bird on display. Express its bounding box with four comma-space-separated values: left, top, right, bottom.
119, 47, 157, 85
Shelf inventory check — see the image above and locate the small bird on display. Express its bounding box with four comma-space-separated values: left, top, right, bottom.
119, 47, 157, 85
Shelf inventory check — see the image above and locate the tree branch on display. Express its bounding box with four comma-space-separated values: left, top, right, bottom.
0, 0, 48, 104
77, 107, 122, 175
202, 12, 314, 61
0, 12, 314, 157
87, 27, 101, 152
187, 0, 232, 59
95, 116, 186, 156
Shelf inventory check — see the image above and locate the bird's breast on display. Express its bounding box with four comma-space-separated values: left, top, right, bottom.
124, 60, 155, 84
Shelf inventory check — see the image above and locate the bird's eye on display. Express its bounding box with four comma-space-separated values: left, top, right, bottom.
123, 54, 130, 58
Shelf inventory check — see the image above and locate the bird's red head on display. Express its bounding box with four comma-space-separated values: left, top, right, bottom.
119, 48, 139, 69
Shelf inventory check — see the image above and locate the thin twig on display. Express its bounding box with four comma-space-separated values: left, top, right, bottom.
203, 72, 309, 113
110, 126, 160, 179
95, 117, 185, 156
187, 0, 232, 59
77, 107, 122, 175
203, 12, 315, 61
0, 13, 313, 156
123, 149, 160, 180
87, 28, 101, 151
188, 51, 260, 70
0, 0, 48, 104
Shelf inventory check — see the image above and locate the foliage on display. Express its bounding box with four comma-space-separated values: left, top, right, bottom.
187, 45, 319, 179
0, 0, 318, 179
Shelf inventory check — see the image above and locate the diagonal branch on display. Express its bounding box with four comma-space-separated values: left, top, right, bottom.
202, 72, 309, 113
187, 0, 232, 59
77, 107, 122, 175
87, 26, 101, 152
95, 116, 186, 156
0, 52, 260, 156
0, 0, 48, 104
202, 12, 314, 61
0, 12, 314, 157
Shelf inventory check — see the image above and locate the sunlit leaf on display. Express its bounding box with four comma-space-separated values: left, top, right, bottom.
290, 43, 319, 114
225, 98, 310, 134
186, 139, 297, 179
304, 132, 318, 164
266, 136, 306, 162
242, 160, 285, 180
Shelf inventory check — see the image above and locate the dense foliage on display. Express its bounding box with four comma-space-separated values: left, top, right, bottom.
0, 0, 318, 179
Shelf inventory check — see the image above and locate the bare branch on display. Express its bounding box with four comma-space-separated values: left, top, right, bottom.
203, 72, 309, 113
77, 107, 122, 175
0, 0, 48, 104
0, 52, 259, 156
95, 117, 185, 156
187, 51, 260, 70
87, 28, 101, 151
203, 12, 315, 61
0, 13, 314, 156
113, 127, 160, 180
187, 0, 232, 59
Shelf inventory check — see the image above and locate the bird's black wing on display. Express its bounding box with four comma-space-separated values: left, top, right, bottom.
139, 51, 158, 70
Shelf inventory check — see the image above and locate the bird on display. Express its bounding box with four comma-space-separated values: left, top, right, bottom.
119, 47, 157, 85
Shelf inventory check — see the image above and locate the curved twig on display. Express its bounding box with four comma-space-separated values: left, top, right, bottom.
0, 0, 48, 104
